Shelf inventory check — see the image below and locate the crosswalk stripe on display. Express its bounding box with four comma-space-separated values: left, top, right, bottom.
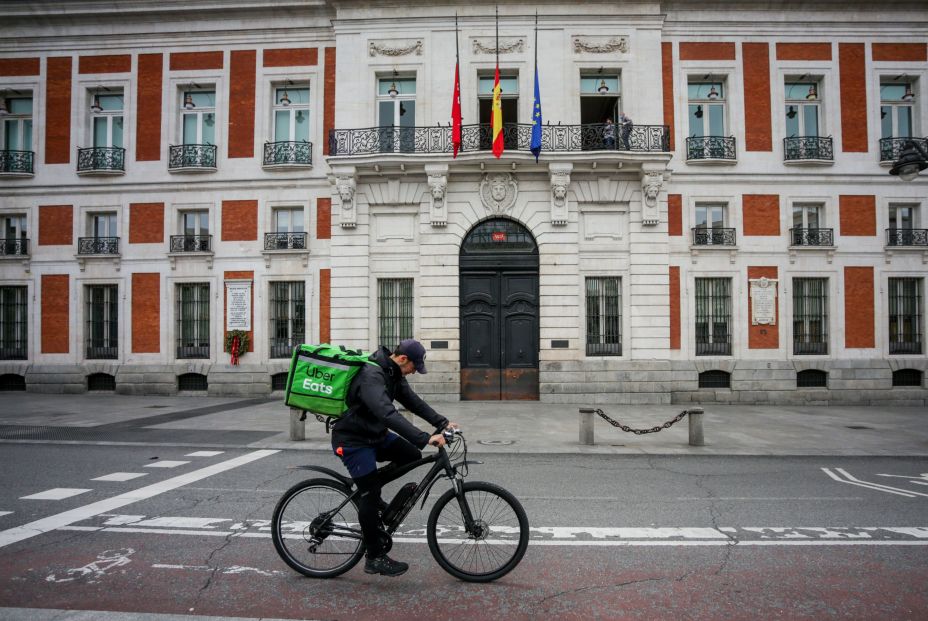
20, 488, 92, 501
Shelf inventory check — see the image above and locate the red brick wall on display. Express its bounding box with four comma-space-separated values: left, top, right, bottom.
263, 48, 318, 67
838, 43, 868, 152
839, 195, 876, 236
41, 274, 69, 354
228, 50, 256, 158
669, 266, 681, 350
38, 205, 73, 245
131, 273, 161, 353
45, 57, 72, 164
323, 47, 336, 156
129, 203, 164, 244
679, 42, 736, 61
136, 54, 163, 162
221, 200, 258, 241
320, 269, 331, 343
662, 42, 675, 151
747, 267, 779, 349
872, 43, 927, 62
844, 267, 875, 348
742, 194, 780, 236
668, 194, 682, 236
169, 51, 223, 71
78, 54, 130, 74
317, 198, 331, 240
743, 43, 772, 152
775, 43, 832, 61
0, 57, 40, 76
223, 271, 254, 354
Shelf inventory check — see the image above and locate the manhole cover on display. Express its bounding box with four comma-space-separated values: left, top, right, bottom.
846, 425, 873, 430
478, 439, 515, 446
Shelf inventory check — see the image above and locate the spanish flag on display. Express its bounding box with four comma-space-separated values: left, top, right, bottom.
491, 64, 504, 158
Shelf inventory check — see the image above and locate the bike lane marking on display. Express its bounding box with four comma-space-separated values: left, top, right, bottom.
20, 488, 93, 501
0, 449, 278, 550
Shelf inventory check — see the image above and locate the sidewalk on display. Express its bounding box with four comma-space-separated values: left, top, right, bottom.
1, 392, 926, 456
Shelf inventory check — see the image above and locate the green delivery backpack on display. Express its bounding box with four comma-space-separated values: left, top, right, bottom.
284, 344, 377, 427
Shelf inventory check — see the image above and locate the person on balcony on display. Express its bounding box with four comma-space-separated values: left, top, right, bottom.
602, 118, 616, 150
618, 112, 634, 150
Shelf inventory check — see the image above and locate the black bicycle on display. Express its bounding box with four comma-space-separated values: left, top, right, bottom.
271, 428, 529, 582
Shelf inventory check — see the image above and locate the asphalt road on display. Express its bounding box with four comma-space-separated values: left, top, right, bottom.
1, 442, 927, 620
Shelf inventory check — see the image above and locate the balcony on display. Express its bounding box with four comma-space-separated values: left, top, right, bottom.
77, 236, 120, 254
889, 340, 922, 355
685, 136, 737, 163
264, 232, 307, 250
170, 234, 212, 253
263, 141, 312, 168
0, 150, 34, 176
328, 123, 670, 156
790, 228, 834, 246
886, 228, 928, 247
692, 227, 736, 246
77, 147, 125, 175
783, 136, 833, 164
169, 144, 217, 172
880, 137, 928, 164
0, 238, 29, 256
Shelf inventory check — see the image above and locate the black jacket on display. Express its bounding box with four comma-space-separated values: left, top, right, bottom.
331, 346, 448, 449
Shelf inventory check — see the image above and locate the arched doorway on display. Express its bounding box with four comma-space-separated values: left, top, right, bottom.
459, 218, 539, 400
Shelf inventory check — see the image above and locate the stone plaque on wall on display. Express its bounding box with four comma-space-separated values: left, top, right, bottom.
226, 281, 252, 331
750, 278, 778, 325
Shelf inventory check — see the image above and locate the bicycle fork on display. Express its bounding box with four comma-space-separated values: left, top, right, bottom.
452, 478, 486, 540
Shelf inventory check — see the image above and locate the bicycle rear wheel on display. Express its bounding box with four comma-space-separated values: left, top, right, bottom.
271, 478, 365, 578
426, 481, 529, 582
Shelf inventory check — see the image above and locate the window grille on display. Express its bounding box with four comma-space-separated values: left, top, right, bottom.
0, 286, 27, 360
87, 372, 115, 391
178, 373, 208, 391
695, 278, 732, 355
698, 370, 731, 388
176, 283, 210, 358
86, 285, 118, 359
585, 277, 621, 356
378, 278, 413, 349
271, 372, 289, 391
0, 373, 26, 391
892, 369, 923, 387
793, 278, 828, 355
888, 278, 923, 355
269, 281, 305, 358
797, 369, 827, 388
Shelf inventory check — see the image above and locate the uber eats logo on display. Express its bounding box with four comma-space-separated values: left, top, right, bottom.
302, 367, 335, 395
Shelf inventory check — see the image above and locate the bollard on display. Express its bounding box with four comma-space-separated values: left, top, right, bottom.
579, 408, 596, 445
688, 406, 705, 446
289, 407, 306, 441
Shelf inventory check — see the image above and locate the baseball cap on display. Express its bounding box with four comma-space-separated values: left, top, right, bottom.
397, 338, 427, 374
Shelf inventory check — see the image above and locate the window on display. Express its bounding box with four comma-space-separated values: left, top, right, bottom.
888, 277, 922, 355
2, 95, 33, 152
378, 278, 413, 348
268, 207, 306, 250
892, 369, 923, 387
791, 203, 831, 245
87, 372, 115, 391
90, 213, 117, 238
85, 285, 118, 359
0, 286, 27, 360
784, 81, 820, 138
0, 373, 25, 391
176, 283, 210, 358
580, 73, 621, 149
793, 278, 828, 355
182, 90, 216, 145
172, 210, 211, 252
80, 212, 119, 254
797, 369, 827, 388
273, 87, 310, 143
881, 81, 914, 139
695, 277, 732, 355
793, 203, 822, 230
478, 73, 518, 150
688, 80, 726, 137
2, 214, 28, 255
889, 204, 916, 231
585, 277, 621, 356
693, 203, 732, 245
269, 281, 305, 358
377, 76, 415, 152
698, 370, 730, 388
178, 372, 208, 391
90, 90, 124, 149
271, 372, 289, 391
888, 204, 922, 246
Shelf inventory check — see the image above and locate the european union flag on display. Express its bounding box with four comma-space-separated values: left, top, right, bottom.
530, 65, 542, 162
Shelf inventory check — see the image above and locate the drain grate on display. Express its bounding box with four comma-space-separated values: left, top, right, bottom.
477, 439, 515, 446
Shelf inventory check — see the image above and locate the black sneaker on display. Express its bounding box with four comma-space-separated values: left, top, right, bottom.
364, 554, 409, 577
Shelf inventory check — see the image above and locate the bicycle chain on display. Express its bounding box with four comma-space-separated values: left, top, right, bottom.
592, 408, 689, 435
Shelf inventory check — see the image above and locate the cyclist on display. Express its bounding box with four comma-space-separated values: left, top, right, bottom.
331, 338, 457, 577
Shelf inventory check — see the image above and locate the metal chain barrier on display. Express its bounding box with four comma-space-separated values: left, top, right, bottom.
591, 408, 689, 435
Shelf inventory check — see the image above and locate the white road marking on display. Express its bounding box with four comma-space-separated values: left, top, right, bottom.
185, 451, 224, 457
45, 548, 134, 584
152, 563, 285, 576
0, 511, 11, 517
21, 488, 92, 501
835, 468, 928, 498
92, 473, 148, 482
821, 468, 917, 497
144, 460, 190, 468
0, 449, 279, 549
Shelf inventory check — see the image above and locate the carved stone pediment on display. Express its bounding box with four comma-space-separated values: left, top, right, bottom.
573, 36, 629, 54
480, 172, 518, 215
369, 39, 423, 57
472, 38, 524, 55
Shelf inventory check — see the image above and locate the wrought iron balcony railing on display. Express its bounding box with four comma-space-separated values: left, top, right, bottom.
328, 123, 670, 156
86, 344, 118, 360
695, 339, 732, 356
692, 227, 737, 246
169, 144, 217, 170
0, 344, 27, 360
0, 238, 29, 256
886, 228, 928, 246
0, 150, 34, 175
880, 137, 928, 163
263, 141, 312, 167
784, 136, 834, 162
264, 232, 307, 250
794, 341, 828, 355
790, 228, 834, 246
177, 344, 210, 359
170, 235, 212, 253
686, 136, 737, 161
77, 147, 125, 173
890, 340, 922, 355
78, 237, 120, 254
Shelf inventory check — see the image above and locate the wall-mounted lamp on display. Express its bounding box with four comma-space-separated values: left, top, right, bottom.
598, 79, 609, 94
279, 89, 291, 106
806, 84, 818, 100
707, 85, 719, 100
90, 95, 103, 114
184, 93, 195, 110
902, 84, 915, 101
388, 68, 399, 98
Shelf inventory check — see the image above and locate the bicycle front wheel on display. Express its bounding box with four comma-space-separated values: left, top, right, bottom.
426, 481, 529, 583
271, 478, 365, 578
